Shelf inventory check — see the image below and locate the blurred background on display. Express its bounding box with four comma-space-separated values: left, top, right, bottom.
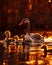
0, 0, 52, 36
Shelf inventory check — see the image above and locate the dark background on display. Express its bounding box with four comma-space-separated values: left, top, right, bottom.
0, 0, 52, 36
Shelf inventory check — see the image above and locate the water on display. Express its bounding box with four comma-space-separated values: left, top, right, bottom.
3, 44, 52, 65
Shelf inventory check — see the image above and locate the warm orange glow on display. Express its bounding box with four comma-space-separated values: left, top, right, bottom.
15, 9, 19, 17
29, 0, 32, 3
8, 44, 16, 53
18, 38, 23, 41
47, 46, 52, 50
28, 0, 32, 10
29, 47, 36, 54
3, 62, 5, 65
49, 60, 52, 65
44, 37, 52, 42
15, 10, 18, 13
40, 49, 44, 55
49, 0, 51, 3
7, 9, 13, 13
26, 60, 35, 64
30, 47, 35, 51
38, 60, 44, 64
29, 4, 32, 10
17, 45, 23, 52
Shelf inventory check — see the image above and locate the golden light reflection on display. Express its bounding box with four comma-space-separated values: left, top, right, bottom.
46, 54, 52, 65
8, 44, 16, 53
38, 60, 44, 65
18, 45, 23, 53
26, 60, 35, 64
44, 37, 52, 42
29, 47, 36, 54
47, 46, 52, 50
49, 61, 52, 65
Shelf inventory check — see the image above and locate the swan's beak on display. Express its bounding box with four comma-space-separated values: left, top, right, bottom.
18, 21, 23, 26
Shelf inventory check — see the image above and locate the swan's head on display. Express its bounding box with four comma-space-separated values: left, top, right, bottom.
4, 30, 11, 38
14, 35, 19, 41
19, 18, 30, 25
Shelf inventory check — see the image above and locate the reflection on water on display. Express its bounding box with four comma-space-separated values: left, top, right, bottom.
0, 41, 51, 65
4, 44, 51, 65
